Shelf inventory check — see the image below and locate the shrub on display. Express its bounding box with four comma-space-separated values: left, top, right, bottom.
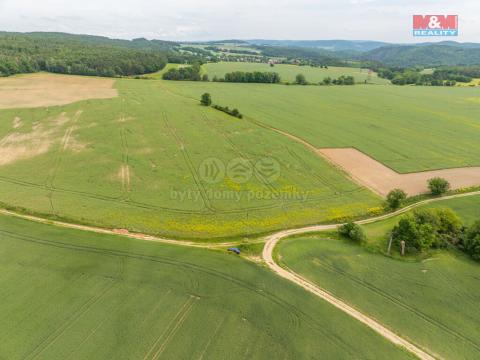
386, 189, 407, 209
295, 73, 307, 85
338, 222, 366, 243
200, 93, 212, 106
212, 104, 243, 119
428, 177, 450, 195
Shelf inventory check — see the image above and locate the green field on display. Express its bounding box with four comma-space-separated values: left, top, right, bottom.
0, 214, 414, 359
277, 195, 480, 359
163, 81, 480, 172
0, 75, 379, 239
203, 61, 389, 84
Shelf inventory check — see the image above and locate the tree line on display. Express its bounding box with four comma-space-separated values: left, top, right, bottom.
200, 93, 243, 118
162, 64, 208, 81
376, 66, 476, 86
219, 71, 281, 83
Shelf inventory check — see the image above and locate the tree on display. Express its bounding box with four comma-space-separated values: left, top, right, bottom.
338, 222, 366, 243
462, 220, 480, 261
386, 189, 407, 209
200, 93, 211, 106
202, 74, 209, 81
322, 77, 332, 85
428, 177, 450, 195
295, 73, 307, 85
392, 208, 463, 253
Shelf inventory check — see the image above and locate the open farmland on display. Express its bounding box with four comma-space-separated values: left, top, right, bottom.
0, 73, 379, 239
164, 81, 480, 173
277, 195, 480, 360
203, 61, 389, 84
0, 214, 414, 360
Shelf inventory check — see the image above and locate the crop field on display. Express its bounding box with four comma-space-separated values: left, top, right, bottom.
164, 81, 480, 173
0, 73, 379, 239
0, 73, 117, 109
203, 61, 389, 84
0, 214, 414, 360
277, 195, 480, 359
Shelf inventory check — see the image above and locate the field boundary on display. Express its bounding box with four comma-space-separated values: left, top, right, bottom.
319, 148, 480, 196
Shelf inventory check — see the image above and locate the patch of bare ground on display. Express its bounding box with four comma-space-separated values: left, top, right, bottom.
0, 111, 86, 166
118, 165, 131, 192
318, 148, 480, 196
0, 73, 117, 109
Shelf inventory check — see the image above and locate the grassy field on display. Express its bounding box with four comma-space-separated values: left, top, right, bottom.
203, 61, 389, 84
277, 195, 480, 359
0, 214, 414, 359
164, 80, 480, 172
0, 74, 379, 239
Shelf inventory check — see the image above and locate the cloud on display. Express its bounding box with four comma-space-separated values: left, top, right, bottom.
0, 0, 478, 42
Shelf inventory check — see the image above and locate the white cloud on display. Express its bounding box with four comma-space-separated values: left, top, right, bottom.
0, 0, 478, 42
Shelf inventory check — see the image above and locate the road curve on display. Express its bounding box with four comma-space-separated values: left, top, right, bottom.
2, 191, 479, 359
262, 191, 480, 360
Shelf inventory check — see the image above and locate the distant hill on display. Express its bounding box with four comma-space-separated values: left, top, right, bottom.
248, 39, 389, 52
363, 44, 480, 67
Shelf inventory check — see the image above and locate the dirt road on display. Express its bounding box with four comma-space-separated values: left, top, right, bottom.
2, 191, 479, 359
262, 191, 480, 360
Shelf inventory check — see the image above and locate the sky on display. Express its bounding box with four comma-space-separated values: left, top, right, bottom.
0, 0, 479, 43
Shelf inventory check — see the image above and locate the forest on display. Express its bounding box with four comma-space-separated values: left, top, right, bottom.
0, 32, 180, 77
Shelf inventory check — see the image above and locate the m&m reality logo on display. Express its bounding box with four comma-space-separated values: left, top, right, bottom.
413, 15, 458, 37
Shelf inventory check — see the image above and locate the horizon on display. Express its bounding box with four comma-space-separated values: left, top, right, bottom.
2, 30, 479, 46
0, 0, 478, 42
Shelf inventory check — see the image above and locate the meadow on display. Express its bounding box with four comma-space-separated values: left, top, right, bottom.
164, 80, 480, 173
277, 194, 480, 360
0, 74, 379, 240
203, 61, 389, 84
0, 214, 414, 360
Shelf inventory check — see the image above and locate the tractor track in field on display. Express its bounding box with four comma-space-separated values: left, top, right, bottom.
1, 191, 479, 359
0, 228, 357, 355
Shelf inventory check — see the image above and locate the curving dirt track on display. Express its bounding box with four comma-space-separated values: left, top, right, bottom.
1, 191, 479, 359
262, 191, 480, 360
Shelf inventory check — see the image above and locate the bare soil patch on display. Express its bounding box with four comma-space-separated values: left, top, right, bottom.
0, 110, 87, 166
318, 148, 480, 196
0, 73, 117, 109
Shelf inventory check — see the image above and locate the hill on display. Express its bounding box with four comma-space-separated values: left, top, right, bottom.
248, 39, 389, 52
363, 44, 480, 67
0, 32, 176, 77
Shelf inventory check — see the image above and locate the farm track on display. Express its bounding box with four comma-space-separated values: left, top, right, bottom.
1, 191, 479, 359
161, 111, 214, 211
120, 127, 132, 200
